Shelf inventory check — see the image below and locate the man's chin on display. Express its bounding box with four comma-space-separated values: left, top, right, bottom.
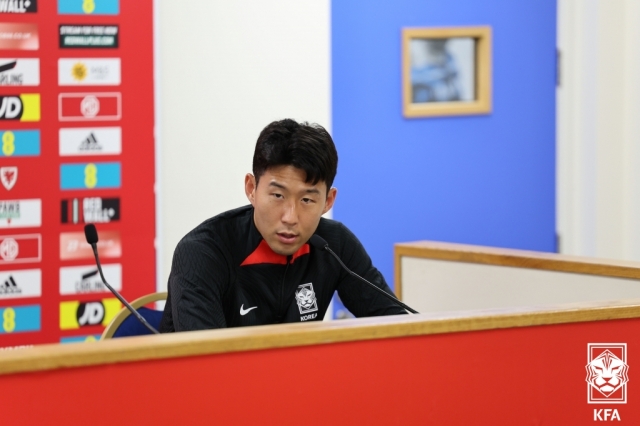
268, 239, 301, 256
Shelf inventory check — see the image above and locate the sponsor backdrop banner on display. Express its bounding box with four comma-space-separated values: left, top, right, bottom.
0, 0, 155, 346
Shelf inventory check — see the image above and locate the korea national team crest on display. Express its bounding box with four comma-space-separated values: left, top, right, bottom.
586, 343, 629, 404
295, 283, 318, 315
1, 166, 17, 190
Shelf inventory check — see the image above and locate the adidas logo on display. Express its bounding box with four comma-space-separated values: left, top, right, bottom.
79, 133, 102, 151
0, 276, 20, 294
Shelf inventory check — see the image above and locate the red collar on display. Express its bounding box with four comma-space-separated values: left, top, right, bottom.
240, 239, 310, 266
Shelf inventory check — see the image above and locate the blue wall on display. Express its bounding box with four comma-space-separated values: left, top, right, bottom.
332, 0, 557, 288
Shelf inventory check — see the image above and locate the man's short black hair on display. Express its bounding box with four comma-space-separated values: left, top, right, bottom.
253, 119, 338, 190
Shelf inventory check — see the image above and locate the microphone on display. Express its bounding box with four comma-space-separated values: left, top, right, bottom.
309, 234, 419, 314
84, 224, 159, 334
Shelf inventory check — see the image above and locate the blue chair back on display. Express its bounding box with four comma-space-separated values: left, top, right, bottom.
112, 307, 164, 338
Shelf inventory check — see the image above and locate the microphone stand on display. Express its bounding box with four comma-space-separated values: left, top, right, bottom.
309, 235, 419, 314
89, 242, 159, 335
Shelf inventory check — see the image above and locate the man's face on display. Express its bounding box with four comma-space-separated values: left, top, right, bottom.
245, 165, 337, 256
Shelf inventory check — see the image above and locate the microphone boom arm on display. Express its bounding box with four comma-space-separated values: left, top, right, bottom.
322, 245, 419, 314
91, 245, 159, 334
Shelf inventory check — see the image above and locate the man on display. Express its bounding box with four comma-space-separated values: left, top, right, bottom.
159, 119, 405, 332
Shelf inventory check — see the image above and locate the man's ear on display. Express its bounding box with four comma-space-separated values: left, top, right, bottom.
245, 173, 257, 206
322, 187, 337, 215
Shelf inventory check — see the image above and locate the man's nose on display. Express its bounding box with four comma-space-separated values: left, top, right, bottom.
281, 201, 298, 225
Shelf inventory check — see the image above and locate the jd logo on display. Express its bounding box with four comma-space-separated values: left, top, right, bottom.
60, 298, 120, 330
0, 94, 39, 121
0, 97, 22, 119
0, 93, 40, 120
76, 301, 104, 326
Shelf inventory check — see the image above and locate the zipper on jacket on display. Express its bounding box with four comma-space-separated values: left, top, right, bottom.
279, 256, 291, 321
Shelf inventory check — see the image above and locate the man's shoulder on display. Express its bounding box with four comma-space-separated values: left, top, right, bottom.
207, 204, 253, 228
315, 217, 356, 248
178, 205, 252, 250
316, 216, 347, 233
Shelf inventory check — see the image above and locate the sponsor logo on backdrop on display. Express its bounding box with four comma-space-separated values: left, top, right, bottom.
0, 234, 40, 263
0, 0, 37, 13
59, 24, 118, 48
0, 198, 40, 227
0, 59, 39, 85
0, 274, 17, 293
59, 126, 121, 156
0, 94, 40, 121
58, 92, 121, 121
0, 23, 38, 50
58, 0, 119, 15
61, 197, 120, 224
59, 298, 121, 329
0, 269, 40, 299
0, 130, 39, 156
60, 230, 120, 260
60, 162, 121, 190
58, 58, 120, 85
60, 334, 100, 343
295, 282, 318, 318
587, 343, 628, 405
59, 263, 121, 295
80, 132, 99, 150
0, 304, 40, 333
1, 166, 17, 190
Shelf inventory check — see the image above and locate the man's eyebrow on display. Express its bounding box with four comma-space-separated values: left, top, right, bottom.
268, 181, 286, 190
268, 181, 320, 194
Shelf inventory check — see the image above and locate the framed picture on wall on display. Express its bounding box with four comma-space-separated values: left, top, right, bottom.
402, 26, 492, 118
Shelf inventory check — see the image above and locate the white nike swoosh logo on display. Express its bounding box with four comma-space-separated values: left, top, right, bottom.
240, 304, 258, 315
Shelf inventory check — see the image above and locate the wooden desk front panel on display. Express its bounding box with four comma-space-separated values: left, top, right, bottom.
2, 318, 639, 424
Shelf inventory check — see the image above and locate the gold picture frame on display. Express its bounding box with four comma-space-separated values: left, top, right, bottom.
402, 26, 492, 118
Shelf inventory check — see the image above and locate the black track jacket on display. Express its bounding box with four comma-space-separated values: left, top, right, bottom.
159, 205, 405, 332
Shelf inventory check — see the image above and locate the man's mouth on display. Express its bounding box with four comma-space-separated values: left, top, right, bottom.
276, 232, 298, 244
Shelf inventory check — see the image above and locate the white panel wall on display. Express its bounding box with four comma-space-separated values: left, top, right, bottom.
401, 257, 640, 314
557, 0, 640, 261
155, 1, 331, 288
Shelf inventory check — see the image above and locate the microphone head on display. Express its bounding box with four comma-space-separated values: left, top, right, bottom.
309, 234, 328, 250
84, 224, 99, 245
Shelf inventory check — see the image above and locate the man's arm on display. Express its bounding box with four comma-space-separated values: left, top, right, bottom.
163, 238, 230, 331
334, 225, 406, 317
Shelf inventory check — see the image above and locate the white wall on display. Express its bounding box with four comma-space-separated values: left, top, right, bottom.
401, 257, 640, 314
156, 0, 331, 288
557, 0, 640, 261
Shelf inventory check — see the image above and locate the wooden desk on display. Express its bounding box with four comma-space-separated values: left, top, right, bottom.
1, 299, 639, 424
395, 240, 640, 313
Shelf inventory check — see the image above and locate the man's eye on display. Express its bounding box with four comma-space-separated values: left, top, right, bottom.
302, 198, 314, 204
272, 193, 283, 199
